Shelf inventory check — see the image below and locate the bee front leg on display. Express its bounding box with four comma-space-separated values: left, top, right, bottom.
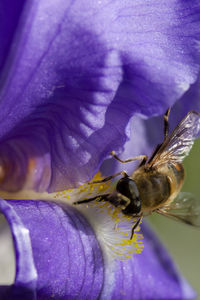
108, 193, 131, 210
73, 195, 108, 205
88, 170, 128, 185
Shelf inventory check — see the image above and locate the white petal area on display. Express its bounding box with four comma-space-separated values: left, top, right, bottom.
0, 215, 15, 284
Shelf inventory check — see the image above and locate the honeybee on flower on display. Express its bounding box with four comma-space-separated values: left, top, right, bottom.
74, 110, 200, 238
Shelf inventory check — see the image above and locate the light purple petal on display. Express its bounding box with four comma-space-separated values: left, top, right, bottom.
0, 1, 200, 192
0, 199, 103, 300
107, 222, 195, 299
0, 200, 195, 299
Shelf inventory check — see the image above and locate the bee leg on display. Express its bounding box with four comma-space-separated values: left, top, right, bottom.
73, 195, 108, 205
148, 108, 171, 165
88, 170, 128, 184
108, 193, 130, 210
164, 108, 171, 141
111, 151, 148, 165
130, 215, 143, 239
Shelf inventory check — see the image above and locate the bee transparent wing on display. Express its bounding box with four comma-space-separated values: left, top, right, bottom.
157, 192, 200, 227
150, 111, 200, 167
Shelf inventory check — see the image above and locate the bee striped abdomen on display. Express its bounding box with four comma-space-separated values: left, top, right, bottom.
165, 162, 185, 200
168, 162, 185, 188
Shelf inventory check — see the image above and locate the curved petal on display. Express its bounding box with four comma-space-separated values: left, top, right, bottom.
0, 200, 195, 299
102, 75, 200, 176
0, 1, 200, 192
0, 0, 27, 72
0, 199, 36, 300
0, 199, 103, 300
105, 222, 195, 299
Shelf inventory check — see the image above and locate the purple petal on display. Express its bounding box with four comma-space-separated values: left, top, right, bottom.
102, 75, 200, 176
0, 199, 195, 299
0, 199, 103, 300
108, 222, 195, 299
0, 0, 26, 72
0, 1, 200, 192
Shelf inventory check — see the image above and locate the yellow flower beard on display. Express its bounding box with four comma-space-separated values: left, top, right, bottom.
1, 172, 144, 260
55, 172, 144, 260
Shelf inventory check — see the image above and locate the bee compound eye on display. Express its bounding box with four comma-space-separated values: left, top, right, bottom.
116, 177, 141, 215
116, 177, 139, 200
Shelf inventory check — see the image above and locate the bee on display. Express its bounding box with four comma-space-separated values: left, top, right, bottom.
74, 109, 200, 238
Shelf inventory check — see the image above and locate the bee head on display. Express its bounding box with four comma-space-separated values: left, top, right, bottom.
116, 177, 141, 215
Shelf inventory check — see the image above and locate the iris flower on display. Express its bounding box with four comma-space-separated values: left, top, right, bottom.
0, 1, 200, 299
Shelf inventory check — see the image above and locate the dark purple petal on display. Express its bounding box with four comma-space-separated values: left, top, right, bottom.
0, 199, 103, 300
0, 0, 27, 72
0, 199, 195, 299
0, 1, 200, 192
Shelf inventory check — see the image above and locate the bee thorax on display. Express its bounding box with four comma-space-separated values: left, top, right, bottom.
132, 170, 171, 211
